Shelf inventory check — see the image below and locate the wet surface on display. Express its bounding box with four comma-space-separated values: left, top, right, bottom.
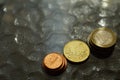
0, 0, 120, 80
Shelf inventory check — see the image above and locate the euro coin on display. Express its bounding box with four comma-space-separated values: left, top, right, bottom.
88, 27, 117, 58
89, 27, 117, 48
43, 53, 63, 69
42, 53, 67, 75
63, 40, 90, 62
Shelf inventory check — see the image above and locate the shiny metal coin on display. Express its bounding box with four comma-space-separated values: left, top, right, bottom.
64, 40, 90, 62
43, 53, 63, 69
89, 27, 117, 48
42, 52, 67, 75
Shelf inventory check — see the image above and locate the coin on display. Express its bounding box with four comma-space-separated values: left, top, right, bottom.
42, 53, 67, 75
63, 40, 90, 62
43, 53, 63, 69
87, 27, 117, 58
90, 27, 117, 48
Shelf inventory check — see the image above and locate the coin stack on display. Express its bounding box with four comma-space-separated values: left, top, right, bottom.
42, 52, 67, 75
63, 40, 90, 63
88, 27, 117, 58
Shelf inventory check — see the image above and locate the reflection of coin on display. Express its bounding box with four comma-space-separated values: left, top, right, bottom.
43, 53, 63, 69
90, 27, 117, 48
63, 40, 90, 62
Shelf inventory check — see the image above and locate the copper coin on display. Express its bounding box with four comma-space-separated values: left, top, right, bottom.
43, 53, 63, 69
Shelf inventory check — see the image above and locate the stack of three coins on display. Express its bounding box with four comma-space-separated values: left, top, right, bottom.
42, 52, 67, 75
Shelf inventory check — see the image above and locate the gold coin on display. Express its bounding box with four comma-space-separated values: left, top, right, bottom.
90, 27, 117, 48
63, 40, 90, 62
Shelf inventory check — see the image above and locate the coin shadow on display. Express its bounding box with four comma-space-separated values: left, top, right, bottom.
66, 57, 89, 65
43, 69, 66, 76
90, 45, 115, 59
42, 64, 66, 76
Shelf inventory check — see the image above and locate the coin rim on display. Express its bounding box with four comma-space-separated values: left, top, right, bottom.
59, 55, 67, 71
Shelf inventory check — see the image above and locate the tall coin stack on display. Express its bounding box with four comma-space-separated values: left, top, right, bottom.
88, 27, 117, 58
42, 52, 67, 75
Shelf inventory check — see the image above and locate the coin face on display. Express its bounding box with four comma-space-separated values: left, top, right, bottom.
90, 27, 117, 48
43, 53, 63, 69
63, 40, 90, 62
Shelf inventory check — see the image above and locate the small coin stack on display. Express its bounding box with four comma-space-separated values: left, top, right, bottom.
88, 27, 117, 58
63, 40, 90, 63
42, 52, 67, 75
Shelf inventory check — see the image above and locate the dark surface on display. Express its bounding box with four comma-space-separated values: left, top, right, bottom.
0, 0, 120, 80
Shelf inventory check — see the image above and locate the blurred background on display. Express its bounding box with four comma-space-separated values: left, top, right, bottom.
0, 0, 120, 80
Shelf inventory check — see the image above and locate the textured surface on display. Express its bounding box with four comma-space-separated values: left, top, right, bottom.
0, 0, 120, 80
